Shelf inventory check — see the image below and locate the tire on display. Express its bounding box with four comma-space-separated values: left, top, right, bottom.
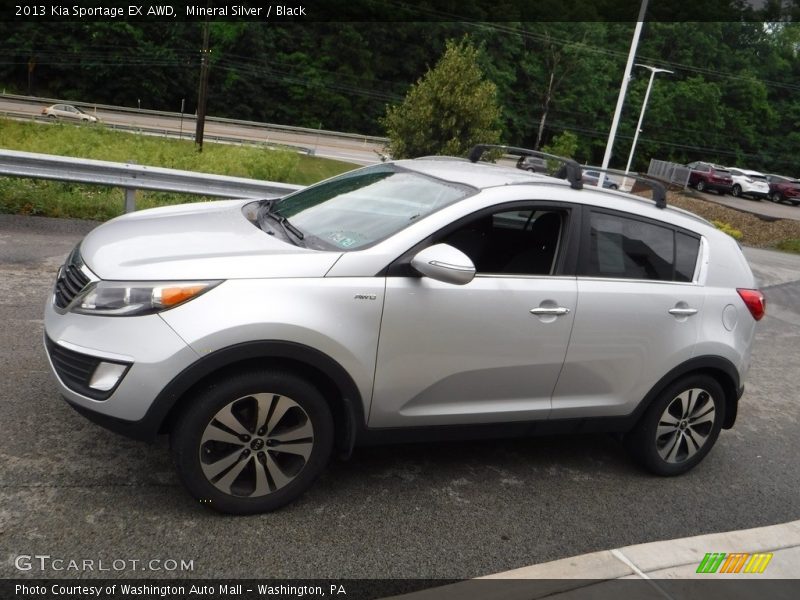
625, 375, 725, 476
696, 180, 706, 192
171, 370, 334, 514
609, 184, 618, 190
47, 114, 57, 120
732, 185, 741, 197
771, 192, 782, 203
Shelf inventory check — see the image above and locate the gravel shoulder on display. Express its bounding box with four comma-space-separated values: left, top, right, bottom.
668, 191, 800, 248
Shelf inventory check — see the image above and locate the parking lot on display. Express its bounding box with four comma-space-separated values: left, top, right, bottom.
2, 213, 799, 580
694, 188, 800, 221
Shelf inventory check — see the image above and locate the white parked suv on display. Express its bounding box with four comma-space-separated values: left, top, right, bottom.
44, 147, 765, 514
726, 167, 770, 200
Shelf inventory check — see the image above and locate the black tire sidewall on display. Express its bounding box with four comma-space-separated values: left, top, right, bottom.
626, 375, 726, 477
171, 370, 334, 514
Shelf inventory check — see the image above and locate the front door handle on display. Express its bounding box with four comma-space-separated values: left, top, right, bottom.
668, 307, 698, 317
530, 307, 571, 316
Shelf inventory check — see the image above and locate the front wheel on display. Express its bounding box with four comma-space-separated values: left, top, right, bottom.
696, 180, 707, 192
771, 192, 782, 203
171, 370, 333, 514
625, 375, 725, 476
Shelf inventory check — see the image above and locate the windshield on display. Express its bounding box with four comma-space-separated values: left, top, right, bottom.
272, 164, 475, 250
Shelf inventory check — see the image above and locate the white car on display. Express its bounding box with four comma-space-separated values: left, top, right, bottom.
583, 169, 619, 189
726, 168, 770, 200
41, 104, 98, 123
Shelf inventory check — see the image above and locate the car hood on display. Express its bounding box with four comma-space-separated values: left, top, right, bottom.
80, 200, 342, 280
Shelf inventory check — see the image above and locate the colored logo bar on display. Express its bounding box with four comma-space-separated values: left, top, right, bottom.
696, 552, 773, 574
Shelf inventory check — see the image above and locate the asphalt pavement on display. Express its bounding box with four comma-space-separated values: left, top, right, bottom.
693, 188, 800, 221
1, 214, 799, 581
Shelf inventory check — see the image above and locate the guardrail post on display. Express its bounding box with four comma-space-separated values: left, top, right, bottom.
125, 188, 137, 212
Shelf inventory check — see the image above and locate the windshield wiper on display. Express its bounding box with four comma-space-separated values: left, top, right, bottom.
257, 199, 305, 246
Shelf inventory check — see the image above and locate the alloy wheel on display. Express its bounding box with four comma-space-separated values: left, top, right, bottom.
199, 393, 314, 497
655, 388, 716, 464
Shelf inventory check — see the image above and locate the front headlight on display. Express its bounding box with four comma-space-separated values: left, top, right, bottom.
72, 280, 221, 316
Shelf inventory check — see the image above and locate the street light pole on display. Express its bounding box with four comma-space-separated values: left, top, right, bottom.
597, 0, 649, 187
623, 64, 673, 176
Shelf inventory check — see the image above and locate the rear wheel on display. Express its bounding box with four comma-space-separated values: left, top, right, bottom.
625, 375, 725, 476
732, 184, 742, 197
171, 370, 333, 514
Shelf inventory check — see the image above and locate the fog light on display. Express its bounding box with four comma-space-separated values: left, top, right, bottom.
88, 362, 128, 392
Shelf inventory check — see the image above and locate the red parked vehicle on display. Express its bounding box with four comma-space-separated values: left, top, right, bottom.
686, 162, 734, 194
765, 174, 800, 206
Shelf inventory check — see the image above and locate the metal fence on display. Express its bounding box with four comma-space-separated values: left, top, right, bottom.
0, 149, 303, 212
648, 159, 691, 188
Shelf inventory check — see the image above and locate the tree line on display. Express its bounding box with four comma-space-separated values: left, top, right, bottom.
1, 20, 799, 174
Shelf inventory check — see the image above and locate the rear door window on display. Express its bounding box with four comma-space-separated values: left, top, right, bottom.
579, 210, 700, 282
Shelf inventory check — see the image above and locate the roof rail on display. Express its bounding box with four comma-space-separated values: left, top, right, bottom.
468, 144, 583, 191
584, 166, 667, 209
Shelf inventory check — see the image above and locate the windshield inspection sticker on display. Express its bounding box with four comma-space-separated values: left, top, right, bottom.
327, 232, 358, 248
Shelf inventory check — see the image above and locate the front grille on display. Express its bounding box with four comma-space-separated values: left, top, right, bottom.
45, 336, 128, 400
54, 246, 92, 309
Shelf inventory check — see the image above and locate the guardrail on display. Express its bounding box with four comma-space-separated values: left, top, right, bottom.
0, 108, 315, 154
0, 149, 303, 212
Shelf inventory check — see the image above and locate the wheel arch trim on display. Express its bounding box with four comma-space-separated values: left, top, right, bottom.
67, 340, 365, 445
633, 355, 742, 431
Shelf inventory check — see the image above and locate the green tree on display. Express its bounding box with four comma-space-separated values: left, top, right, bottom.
381, 39, 502, 159
541, 130, 579, 158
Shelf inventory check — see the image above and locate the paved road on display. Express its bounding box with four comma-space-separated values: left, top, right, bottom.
693, 188, 800, 221
0, 97, 382, 165
1, 214, 799, 580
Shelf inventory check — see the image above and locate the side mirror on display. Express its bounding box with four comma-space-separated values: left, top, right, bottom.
410, 244, 476, 285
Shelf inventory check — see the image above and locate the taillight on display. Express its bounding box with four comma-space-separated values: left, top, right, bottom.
737, 289, 765, 321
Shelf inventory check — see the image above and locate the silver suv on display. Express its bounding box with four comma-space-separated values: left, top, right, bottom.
44, 150, 765, 514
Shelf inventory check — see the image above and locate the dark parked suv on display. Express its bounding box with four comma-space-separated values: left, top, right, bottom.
765, 174, 800, 206
686, 162, 734, 195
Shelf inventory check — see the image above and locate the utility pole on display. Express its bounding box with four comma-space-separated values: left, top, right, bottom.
623, 64, 673, 176
195, 14, 211, 152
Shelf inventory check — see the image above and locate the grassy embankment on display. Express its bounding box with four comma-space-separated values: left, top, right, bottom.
0, 118, 356, 221
1, 118, 799, 253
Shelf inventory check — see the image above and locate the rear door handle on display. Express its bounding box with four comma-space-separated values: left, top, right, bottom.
668, 307, 698, 316
530, 307, 571, 316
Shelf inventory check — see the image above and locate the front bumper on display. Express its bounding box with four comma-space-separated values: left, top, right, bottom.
44, 296, 200, 434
